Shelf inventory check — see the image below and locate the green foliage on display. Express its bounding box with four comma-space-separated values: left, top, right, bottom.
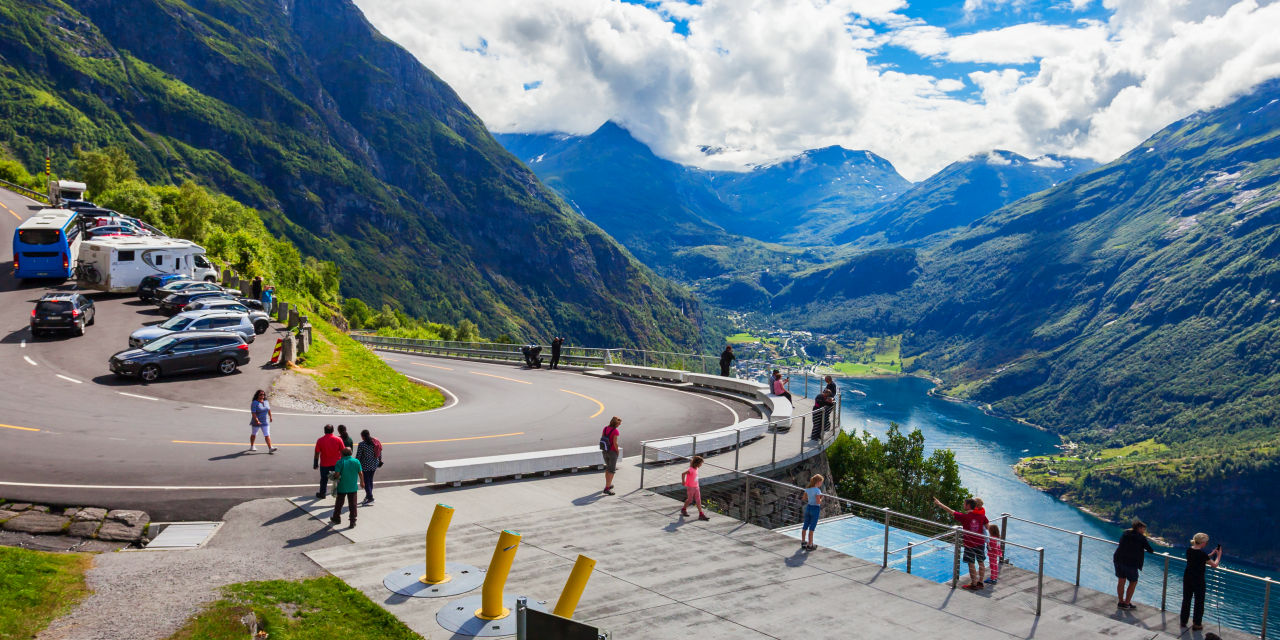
0, 546, 91, 639
74, 144, 135, 197
165, 576, 420, 640
825, 425, 969, 521
300, 316, 445, 413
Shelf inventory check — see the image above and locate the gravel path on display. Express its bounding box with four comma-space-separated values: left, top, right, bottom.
37, 497, 348, 640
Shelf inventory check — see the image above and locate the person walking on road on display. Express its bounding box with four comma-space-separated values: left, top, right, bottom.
1181, 532, 1223, 630
356, 429, 383, 505
329, 447, 363, 529
680, 456, 710, 521
934, 496, 989, 590
719, 345, 736, 377
801, 474, 824, 550
550, 336, 564, 370
313, 425, 344, 499
248, 389, 277, 453
337, 424, 354, 450
1113, 519, 1154, 609
600, 416, 621, 495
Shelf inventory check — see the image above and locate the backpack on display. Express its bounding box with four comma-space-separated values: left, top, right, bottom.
599, 427, 615, 451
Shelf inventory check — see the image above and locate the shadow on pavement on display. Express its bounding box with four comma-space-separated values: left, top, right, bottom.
284, 525, 344, 549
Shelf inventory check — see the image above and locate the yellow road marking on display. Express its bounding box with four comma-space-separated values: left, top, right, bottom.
559, 388, 605, 419
1, 202, 19, 220
469, 371, 532, 384
172, 432, 523, 447
412, 362, 454, 371
0, 423, 40, 432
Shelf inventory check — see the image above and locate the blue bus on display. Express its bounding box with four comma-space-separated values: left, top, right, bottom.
13, 209, 82, 279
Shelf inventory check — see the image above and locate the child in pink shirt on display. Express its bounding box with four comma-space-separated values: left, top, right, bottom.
681, 456, 710, 521
985, 523, 1003, 584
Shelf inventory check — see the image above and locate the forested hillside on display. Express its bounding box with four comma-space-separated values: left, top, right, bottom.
779, 79, 1280, 562
0, 0, 709, 348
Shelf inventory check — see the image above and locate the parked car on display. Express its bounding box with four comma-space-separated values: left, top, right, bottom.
110, 331, 250, 382
86, 225, 142, 239
130, 309, 256, 347
30, 292, 95, 337
152, 280, 238, 302
137, 274, 189, 302
182, 298, 272, 334
157, 289, 241, 316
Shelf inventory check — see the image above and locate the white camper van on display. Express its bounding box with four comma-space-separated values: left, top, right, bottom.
77, 237, 219, 293
47, 180, 87, 206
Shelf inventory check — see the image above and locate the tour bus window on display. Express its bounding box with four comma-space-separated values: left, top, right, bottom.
18, 229, 61, 245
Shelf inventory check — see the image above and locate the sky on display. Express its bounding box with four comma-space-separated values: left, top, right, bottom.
353, 0, 1280, 180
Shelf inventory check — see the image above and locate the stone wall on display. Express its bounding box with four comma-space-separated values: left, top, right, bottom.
654, 451, 841, 530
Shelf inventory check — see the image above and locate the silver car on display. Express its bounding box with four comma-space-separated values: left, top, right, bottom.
129, 309, 257, 348
181, 298, 272, 334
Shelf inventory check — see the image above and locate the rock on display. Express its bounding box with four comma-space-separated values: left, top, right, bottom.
0, 509, 19, 522
21, 535, 83, 552
2, 512, 70, 535
68, 520, 102, 538
6, 503, 32, 511
106, 509, 147, 527
74, 507, 108, 522
97, 512, 150, 542
29, 505, 50, 513
76, 539, 129, 553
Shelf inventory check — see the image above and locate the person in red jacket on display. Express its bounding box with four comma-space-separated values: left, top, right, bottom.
934, 496, 990, 590
312, 424, 344, 499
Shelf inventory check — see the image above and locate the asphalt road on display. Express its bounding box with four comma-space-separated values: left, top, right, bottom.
0, 187, 755, 520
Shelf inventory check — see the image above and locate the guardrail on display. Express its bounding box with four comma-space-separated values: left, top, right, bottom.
0, 177, 50, 203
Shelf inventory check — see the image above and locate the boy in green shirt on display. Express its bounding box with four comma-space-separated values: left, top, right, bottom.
329, 448, 363, 528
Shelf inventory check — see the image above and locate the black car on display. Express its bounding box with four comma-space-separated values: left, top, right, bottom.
109, 331, 250, 382
30, 293, 95, 337
158, 290, 237, 316
137, 274, 189, 302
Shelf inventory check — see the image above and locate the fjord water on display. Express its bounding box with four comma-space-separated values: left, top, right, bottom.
836, 375, 1278, 632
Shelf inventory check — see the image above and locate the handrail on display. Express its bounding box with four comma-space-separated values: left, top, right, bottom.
0, 177, 50, 203
889, 529, 956, 555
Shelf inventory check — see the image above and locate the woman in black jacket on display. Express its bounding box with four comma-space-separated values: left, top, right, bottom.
1113, 520, 1154, 610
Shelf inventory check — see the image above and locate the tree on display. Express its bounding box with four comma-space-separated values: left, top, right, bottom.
342, 298, 374, 330
826, 424, 969, 522
455, 319, 479, 342
75, 146, 136, 197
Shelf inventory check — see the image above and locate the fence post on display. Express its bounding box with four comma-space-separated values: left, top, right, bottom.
1036, 547, 1045, 616
803, 370, 808, 398
1000, 513, 1009, 542
881, 507, 891, 568
516, 596, 528, 640
734, 429, 742, 470
1075, 531, 1083, 586
639, 445, 646, 489
951, 527, 961, 589
771, 427, 777, 466
1262, 576, 1271, 640
744, 474, 752, 525
906, 545, 913, 574
799, 414, 806, 453
1161, 553, 1170, 611
691, 435, 698, 458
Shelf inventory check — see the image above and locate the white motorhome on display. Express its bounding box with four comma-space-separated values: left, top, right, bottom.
77, 237, 219, 292
47, 180, 87, 206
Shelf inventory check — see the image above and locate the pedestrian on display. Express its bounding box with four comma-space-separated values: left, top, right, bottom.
985, 523, 1003, 584
810, 389, 834, 440
313, 424, 344, 499
261, 285, 274, 315
1113, 519, 1154, 609
550, 336, 564, 369
1181, 532, 1223, 630
824, 375, 837, 398
599, 416, 621, 495
719, 345, 735, 377
248, 389, 277, 453
800, 474, 824, 550
250, 275, 263, 301
329, 447, 363, 529
356, 429, 382, 505
934, 496, 989, 590
771, 370, 793, 403
680, 456, 710, 521
337, 424, 354, 450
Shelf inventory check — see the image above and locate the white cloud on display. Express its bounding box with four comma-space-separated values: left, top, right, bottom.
1030, 155, 1066, 168
353, 0, 1280, 180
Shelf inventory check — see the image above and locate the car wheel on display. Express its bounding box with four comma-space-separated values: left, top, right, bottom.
204, 276, 217, 283
254, 320, 269, 335
74, 322, 85, 337
218, 357, 238, 375
140, 364, 161, 382
87, 313, 95, 326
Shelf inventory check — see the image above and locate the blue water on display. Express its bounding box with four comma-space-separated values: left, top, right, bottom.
828, 375, 1278, 634
781, 516, 956, 583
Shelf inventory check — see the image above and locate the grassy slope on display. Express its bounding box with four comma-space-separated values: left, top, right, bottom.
296, 316, 444, 413
0, 547, 91, 639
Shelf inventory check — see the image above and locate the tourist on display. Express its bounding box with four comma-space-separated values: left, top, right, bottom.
550, 336, 564, 369
329, 447, 363, 529
356, 429, 383, 505
801, 474, 824, 550
933, 496, 989, 589
337, 424, 354, 449
985, 523, 1002, 584
313, 425, 344, 499
600, 416, 621, 495
1113, 519, 1154, 610
810, 389, 834, 440
250, 275, 263, 301
719, 345, 735, 377
248, 389, 277, 454
261, 285, 274, 315
1181, 532, 1223, 630
824, 375, 837, 398
771, 370, 793, 403
680, 455, 709, 521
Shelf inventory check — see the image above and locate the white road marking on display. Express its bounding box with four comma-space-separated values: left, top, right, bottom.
118, 392, 159, 401
403, 375, 459, 411
23, 356, 37, 366
55, 374, 82, 384
0, 478, 431, 490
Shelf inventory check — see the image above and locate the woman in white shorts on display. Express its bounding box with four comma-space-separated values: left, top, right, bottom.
249, 389, 277, 453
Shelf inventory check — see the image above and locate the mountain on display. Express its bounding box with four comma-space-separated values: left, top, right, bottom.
831, 150, 1098, 246
0, 0, 708, 349
777, 79, 1280, 563
701, 146, 912, 244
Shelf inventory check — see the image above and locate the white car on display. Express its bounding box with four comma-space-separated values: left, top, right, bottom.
129, 309, 257, 348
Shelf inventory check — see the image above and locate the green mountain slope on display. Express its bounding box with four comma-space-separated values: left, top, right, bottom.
778, 79, 1280, 563
0, 0, 707, 348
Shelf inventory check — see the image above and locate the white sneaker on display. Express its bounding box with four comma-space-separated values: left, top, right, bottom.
249, 446, 257, 451
268, 447, 277, 454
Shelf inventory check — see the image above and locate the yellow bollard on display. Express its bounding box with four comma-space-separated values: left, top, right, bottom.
552, 554, 596, 618
419, 503, 454, 585
476, 529, 522, 620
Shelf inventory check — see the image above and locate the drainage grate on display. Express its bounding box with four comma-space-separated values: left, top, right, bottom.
142, 521, 223, 550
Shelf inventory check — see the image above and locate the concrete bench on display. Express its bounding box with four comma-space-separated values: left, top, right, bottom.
424, 446, 604, 485
603, 364, 687, 383
644, 418, 771, 462
683, 373, 769, 397
763, 394, 793, 419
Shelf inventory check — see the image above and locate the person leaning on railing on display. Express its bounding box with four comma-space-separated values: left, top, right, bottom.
1112, 519, 1154, 610
1181, 532, 1223, 631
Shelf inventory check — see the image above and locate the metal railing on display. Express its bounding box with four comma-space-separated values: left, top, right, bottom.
1001, 514, 1276, 637
0, 177, 50, 203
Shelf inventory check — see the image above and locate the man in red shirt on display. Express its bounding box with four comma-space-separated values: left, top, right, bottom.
313, 424, 345, 499
934, 496, 990, 590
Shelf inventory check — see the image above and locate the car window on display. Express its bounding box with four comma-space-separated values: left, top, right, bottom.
192, 338, 220, 350
159, 316, 193, 330
36, 301, 71, 313
169, 340, 197, 353
189, 319, 211, 329
143, 336, 179, 352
